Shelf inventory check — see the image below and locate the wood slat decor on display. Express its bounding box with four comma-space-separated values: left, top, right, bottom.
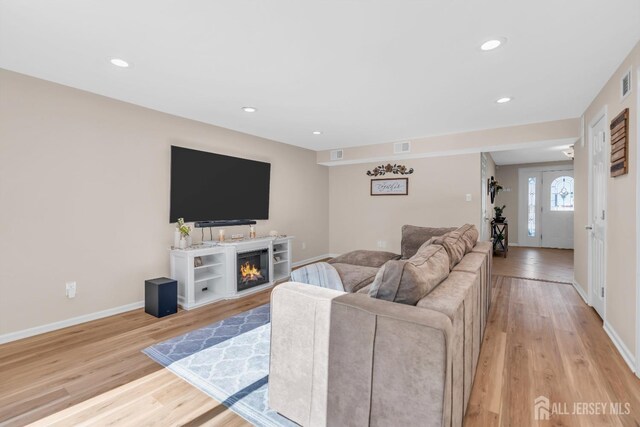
610, 108, 629, 177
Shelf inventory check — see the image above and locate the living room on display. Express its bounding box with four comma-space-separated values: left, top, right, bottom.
1, 1, 640, 426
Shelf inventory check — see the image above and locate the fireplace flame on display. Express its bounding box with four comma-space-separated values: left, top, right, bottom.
240, 261, 263, 282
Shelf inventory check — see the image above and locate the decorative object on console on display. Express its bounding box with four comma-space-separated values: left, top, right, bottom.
219, 229, 225, 242
194, 257, 203, 268
370, 178, 409, 196
269, 230, 278, 237
493, 205, 506, 223
176, 218, 192, 248
249, 225, 256, 239
366, 163, 414, 176
610, 108, 629, 177
488, 176, 503, 203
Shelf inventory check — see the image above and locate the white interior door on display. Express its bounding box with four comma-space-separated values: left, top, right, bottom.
540, 171, 574, 249
590, 116, 607, 318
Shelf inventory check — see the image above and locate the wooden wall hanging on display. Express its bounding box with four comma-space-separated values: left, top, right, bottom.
610, 108, 629, 177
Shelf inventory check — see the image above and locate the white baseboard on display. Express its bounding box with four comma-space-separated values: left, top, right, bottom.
292, 253, 336, 268
603, 321, 637, 374
572, 279, 589, 305
509, 242, 520, 247
0, 301, 144, 345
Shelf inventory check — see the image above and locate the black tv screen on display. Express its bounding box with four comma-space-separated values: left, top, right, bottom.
170, 146, 271, 223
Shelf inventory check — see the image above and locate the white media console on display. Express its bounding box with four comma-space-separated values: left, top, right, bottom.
169, 236, 293, 310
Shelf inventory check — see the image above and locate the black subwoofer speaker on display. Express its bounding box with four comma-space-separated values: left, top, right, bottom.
145, 277, 177, 318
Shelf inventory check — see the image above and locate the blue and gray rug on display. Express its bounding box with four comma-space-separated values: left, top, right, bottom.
142, 304, 296, 427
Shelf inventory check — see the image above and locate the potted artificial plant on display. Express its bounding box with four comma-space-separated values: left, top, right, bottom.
494, 205, 506, 223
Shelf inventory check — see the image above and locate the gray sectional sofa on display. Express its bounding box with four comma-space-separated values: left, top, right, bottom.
269, 224, 492, 427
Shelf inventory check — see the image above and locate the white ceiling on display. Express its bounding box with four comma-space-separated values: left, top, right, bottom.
1, 1, 638, 151
490, 143, 574, 165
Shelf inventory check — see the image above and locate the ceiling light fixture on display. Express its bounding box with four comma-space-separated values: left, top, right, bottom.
241, 107, 257, 113
312, 131, 322, 135
480, 38, 506, 51
496, 97, 512, 104
110, 58, 130, 68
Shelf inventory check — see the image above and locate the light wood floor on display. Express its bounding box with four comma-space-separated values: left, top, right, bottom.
492, 246, 574, 284
2, 250, 639, 426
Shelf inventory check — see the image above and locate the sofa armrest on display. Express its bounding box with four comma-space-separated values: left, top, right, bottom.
269, 282, 454, 427
269, 282, 346, 426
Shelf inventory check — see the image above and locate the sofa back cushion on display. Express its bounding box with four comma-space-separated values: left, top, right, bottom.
329, 250, 401, 268
401, 225, 457, 259
458, 224, 479, 253
432, 227, 470, 269
369, 243, 450, 305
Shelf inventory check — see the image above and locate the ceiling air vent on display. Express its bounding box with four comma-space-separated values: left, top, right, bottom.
330, 149, 344, 161
394, 141, 411, 154
621, 68, 632, 100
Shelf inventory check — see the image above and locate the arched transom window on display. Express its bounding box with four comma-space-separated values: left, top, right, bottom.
550, 176, 574, 211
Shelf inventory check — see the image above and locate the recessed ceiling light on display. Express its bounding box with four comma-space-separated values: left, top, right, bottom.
496, 97, 512, 104
480, 38, 506, 51
241, 107, 257, 113
110, 58, 130, 68
312, 131, 322, 135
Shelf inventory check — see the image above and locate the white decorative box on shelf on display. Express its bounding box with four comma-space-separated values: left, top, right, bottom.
170, 236, 294, 310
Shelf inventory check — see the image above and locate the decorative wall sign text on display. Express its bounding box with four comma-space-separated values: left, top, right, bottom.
370, 178, 409, 196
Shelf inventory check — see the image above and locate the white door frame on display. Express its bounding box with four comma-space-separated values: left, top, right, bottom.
481, 153, 488, 241
587, 105, 608, 322
636, 67, 640, 377
518, 164, 574, 247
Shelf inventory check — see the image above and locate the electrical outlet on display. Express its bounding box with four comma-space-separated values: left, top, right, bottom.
465, 194, 472, 202
377, 240, 387, 249
301, 242, 307, 250
65, 281, 77, 298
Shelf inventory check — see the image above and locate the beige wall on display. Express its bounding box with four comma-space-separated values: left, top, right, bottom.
574, 41, 639, 359
328, 154, 482, 255
318, 118, 579, 165
495, 161, 574, 243
0, 69, 330, 336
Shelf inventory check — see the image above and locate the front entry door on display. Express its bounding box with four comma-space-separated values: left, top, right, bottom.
540, 170, 574, 249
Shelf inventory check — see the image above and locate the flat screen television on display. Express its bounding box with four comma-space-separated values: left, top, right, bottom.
170, 146, 271, 223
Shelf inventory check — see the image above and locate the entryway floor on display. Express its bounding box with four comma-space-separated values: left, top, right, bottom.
492, 246, 574, 283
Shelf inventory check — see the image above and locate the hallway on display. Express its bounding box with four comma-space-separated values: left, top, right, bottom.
493, 247, 574, 284
465, 247, 640, 426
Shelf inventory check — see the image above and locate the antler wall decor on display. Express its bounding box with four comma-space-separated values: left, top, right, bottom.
366, 163, 414, 176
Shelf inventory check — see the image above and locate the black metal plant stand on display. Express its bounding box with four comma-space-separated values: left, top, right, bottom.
491, 220, 508, 258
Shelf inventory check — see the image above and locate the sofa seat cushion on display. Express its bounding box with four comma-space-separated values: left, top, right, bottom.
401, 225, 456, 259
331, 263, 380, 293
369, 244, 450, 305
329, 250, 401, 268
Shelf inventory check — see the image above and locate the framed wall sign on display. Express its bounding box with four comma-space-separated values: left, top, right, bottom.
370, 178, 408, 196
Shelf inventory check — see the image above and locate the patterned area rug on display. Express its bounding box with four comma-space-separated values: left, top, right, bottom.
142, 304, 296, 427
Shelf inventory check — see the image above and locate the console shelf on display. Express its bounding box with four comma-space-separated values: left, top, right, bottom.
170, 236, 294, 310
